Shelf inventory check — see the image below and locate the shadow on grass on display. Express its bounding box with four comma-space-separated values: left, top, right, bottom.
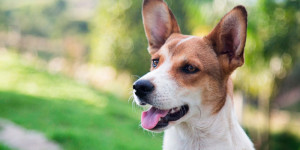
0, 91, 162, 150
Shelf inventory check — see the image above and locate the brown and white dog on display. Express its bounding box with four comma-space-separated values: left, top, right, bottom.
133, 0, 255, 149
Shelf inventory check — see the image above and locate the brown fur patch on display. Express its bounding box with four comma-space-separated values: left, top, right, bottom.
161, 34, 228, 114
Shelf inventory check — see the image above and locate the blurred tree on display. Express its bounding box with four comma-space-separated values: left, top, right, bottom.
89, 0, 148, 75
88, 0, 199, 76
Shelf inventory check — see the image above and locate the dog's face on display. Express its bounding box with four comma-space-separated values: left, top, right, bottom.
133, 0, 247, 132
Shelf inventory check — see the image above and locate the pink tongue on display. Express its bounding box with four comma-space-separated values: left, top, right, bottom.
141, 107, 169, 130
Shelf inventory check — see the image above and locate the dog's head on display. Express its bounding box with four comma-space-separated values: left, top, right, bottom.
133, 0, 247, 132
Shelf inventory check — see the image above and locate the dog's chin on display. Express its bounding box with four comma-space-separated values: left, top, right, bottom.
141, 104, 189, 132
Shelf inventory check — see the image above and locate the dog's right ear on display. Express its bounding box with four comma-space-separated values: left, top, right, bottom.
142, 0, 181, 54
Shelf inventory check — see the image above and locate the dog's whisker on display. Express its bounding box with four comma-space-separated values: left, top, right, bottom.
151, 132, 155, 137
132, 99, 138, 112
128, 95, 133, 102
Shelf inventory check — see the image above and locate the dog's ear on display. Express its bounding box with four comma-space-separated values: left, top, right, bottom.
142, 0, 180, 53
206, 6, 247, 75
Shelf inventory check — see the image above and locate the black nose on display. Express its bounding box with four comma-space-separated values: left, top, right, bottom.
133, 80, 155, 98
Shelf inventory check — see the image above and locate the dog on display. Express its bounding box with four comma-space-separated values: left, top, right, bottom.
133, 0, 255, 149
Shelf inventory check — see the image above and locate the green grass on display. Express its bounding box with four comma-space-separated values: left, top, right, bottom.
0, 143, 12, 150
0, 51, 163, 150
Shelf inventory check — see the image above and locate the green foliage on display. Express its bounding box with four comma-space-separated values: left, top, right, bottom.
88, 0, 207, 76
270, 131, 300, 150
0, 0, 87, 38
88, 0, 149, 75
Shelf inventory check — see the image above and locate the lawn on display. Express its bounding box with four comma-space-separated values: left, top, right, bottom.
0, 144, 12, 150
0, 51, 163, 150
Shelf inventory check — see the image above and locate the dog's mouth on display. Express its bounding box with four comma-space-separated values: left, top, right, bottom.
141, 105, 189, 130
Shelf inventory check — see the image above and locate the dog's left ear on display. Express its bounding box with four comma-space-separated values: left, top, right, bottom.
206, 6, 247, 75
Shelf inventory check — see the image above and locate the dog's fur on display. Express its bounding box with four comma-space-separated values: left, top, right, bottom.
133, 0, 255, 149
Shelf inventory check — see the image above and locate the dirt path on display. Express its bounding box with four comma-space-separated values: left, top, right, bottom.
0, 119, 61, 150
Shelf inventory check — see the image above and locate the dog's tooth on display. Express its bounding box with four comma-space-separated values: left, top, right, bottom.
170, 108, 176, 114
169, 107, 181, 114
171, 108, 176, 113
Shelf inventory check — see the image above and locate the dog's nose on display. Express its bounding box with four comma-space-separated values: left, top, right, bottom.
133, 80, 154, 99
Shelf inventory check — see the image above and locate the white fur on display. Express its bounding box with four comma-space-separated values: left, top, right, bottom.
163, 96, 254, 150
175, 36, 195, 48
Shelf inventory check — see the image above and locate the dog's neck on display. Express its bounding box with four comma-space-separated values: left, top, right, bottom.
163, 96, 254, 150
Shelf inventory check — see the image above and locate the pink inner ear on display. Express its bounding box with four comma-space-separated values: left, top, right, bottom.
143, 0, 181, 50
233, 28, 241, 51
150, 11, 169, 46
232, 25, 241, 51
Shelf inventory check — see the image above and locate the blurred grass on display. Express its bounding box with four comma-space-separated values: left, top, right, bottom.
0, 144, 12, 150
0, 51, 162, 150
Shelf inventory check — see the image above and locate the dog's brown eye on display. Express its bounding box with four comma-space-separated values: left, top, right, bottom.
152, 59, 159, 68
182, 65, 199, 74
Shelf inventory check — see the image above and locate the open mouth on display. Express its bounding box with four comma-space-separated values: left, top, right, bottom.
141, 105, 189, 130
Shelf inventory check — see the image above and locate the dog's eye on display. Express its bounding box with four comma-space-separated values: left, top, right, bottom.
182, 65, 199, 74
152, 59, 159, 68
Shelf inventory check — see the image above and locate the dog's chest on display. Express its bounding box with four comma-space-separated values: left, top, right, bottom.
162, 127, 234, 150
163, 127, 203, 150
